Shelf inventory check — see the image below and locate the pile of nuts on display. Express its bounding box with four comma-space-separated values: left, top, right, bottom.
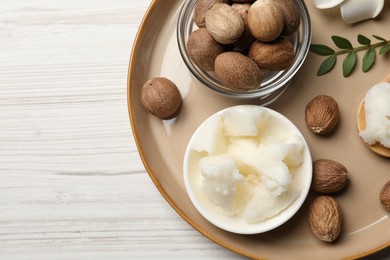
187, 0, 300, 91
308, 159, 349, 243
304, 95, 347, 243
304, 95, 390, 243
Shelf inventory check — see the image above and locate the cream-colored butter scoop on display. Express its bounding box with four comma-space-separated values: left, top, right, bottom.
340, 0, 384, 24
311, 0, 345, 9
357, 73, 390, 158
311, 0, 384, 24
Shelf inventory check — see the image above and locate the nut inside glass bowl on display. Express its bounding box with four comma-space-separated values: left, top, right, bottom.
177, 0, 312, 100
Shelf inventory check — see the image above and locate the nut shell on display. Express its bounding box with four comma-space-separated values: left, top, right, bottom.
380, 180, 390, 212
248, 37, 295, 71
312, 159, 349, 194
205, 3, 244, 44
187, 28, 225, 71
194, 0, 229, 28
273, 0, 301, 35
231, 3, 256, 51
215, 52, 262, 91
231, 3, 251, 27
305, 95, 340, 135
248, 0, 284, 42
140, 77, 182, 119
308, 196, 342, 242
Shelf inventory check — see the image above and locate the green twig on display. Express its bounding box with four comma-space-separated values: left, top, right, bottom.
310, 34, 390, 77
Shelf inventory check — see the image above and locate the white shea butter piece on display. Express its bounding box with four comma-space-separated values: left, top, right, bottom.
223, 106, 270, 136
199, 154, 243, 212
227, 138, 263, 177
227, 138, 292, 196
190, 106, 306, 223
259, 162, 291, 197
243, 184, 299, 223
359, 82, 390, 148
284, 142, 305, 168
191, 115, 227, 155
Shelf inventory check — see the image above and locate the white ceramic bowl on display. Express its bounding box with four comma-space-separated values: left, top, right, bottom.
183, 105, 312, 234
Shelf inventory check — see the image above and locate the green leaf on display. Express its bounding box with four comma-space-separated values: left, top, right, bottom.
373, 35, 387, 42
379, 44, 390, 55
312, 34, 390, 77
342, 51, 357, 77
317, 55, 337, 76
310, 44, 335, 56
362, 48, 376, 72
357, 34, 371, 45
332, 35, 353, 49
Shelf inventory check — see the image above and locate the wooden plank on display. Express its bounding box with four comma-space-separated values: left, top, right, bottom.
0, 0, 241, 258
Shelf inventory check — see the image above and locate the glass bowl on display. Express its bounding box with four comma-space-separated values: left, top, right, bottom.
177, 0, 312, 102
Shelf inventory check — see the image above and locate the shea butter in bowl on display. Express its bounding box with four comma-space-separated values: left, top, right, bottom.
183, 105, 312, 234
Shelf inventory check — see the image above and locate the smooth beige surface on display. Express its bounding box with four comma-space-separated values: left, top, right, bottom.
357, 74, 390, 158
129, 0, 390, 259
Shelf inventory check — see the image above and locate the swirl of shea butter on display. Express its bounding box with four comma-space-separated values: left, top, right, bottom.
359, 82, 390, 148
311, 0, 384, 24
340, 0, 384, 24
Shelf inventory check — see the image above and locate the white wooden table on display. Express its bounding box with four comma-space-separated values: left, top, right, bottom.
0, 1, 388, 259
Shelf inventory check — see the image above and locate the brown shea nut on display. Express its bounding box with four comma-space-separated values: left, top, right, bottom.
231, 3, 256, 51
205, 3, 244, 44
308, 196, 342, 243
231, 3, 251, 27
305, 95, 340, 135
194, 0, 229, 28
248, 37, 295, 71
187, 28, 225, 71
215, 52, 262, 91
141, 77, 182, 119
312, 159, 349, 194
247, 0, 284, 42
273, 0, 301, 35
380, 180, 390, 212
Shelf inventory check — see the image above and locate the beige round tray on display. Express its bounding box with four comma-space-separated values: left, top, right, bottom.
128, 0, 390, 259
